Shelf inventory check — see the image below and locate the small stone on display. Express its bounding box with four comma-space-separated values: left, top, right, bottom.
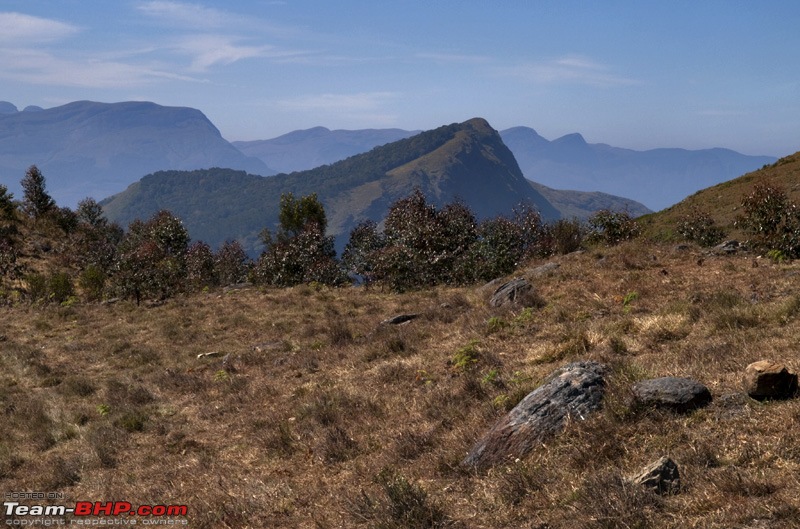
197, 351, 223, 359
632, 377, 712, 412
629, 456, 680, 495
489, 278, 534, 307
743, 360, 798, 400
381, 313, 420, 325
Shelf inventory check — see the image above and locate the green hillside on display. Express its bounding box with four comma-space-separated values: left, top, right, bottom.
102, 118, 559, 254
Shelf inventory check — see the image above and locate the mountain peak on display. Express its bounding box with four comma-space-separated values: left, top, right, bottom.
0, 101, 18, 114
552, 132, 587, 146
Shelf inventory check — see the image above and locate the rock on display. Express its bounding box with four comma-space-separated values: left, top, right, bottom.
628, 456, 680, 495
527, 262, 560, 277
489, 277, 534, 307
632, 377, 712, 412
713, 240, 744, 255
197, 351, 223, 359
381, 313, 420, 325
743, 360, 798, 400
463, 361, 606, 470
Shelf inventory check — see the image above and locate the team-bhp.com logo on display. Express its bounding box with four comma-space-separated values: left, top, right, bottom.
4, 499, 188, 526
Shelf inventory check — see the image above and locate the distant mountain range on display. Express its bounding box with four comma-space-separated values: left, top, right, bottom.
500, 127, 776, 211
102, 118, 560, 255
0, 100, 272, 207
234, 123, 775, 212
233, 127, 420, 174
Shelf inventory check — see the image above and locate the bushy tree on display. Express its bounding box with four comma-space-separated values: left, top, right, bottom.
253, 223, 344, 286
587, 209, 640, 245
110, 211, 190, 303
62, 197, 122, 282
21, 165, 55, 219
277, 192, 327, 237
341, 220, 385, 284
215, 240, 250, 286
185, 241, 216, 290
736, 184, 800, 257
253, 194, 344, 287
677, 207, 726, 247
0, 185, 20, 278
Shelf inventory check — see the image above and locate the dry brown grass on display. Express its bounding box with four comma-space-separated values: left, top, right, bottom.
3, 241, 800, 527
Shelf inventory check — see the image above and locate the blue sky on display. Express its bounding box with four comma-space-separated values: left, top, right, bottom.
1, 1, 798, 157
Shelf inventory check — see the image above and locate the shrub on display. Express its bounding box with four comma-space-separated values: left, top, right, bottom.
214, 240, 250, 286
588, 209, 640, 245
79, 265, 106, 301
185, 241, 216, 290
341, 220, 385, 284
736, 184, 800, 257
253, 194, 345, 287
677, 207, 726, 247
110, 211, 190, 302
549, 217, 585, 254
253, 223, 345, 287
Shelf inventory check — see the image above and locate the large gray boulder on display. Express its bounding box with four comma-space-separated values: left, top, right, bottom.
463, 361, 606, 469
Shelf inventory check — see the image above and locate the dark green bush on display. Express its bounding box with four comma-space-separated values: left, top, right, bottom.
588, 209, 640, 245
736, 184, 800, 257
677, 207, 726, 247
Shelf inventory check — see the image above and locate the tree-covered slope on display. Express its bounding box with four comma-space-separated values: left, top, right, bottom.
102, 118, 559, 255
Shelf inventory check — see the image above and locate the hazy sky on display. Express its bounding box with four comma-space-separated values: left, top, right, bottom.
1, 1, 798, 157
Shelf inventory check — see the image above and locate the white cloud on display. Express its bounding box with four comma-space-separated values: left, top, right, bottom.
137, 1, 245, 30
136, 1, 300, 37
0, 47, 200, 88
173, 34, 305, 71
501, 55, 639, 87
0, 12, 79, 43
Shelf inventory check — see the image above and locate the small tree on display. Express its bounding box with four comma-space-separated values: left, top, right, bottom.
736, 184, 800, 257
677, 207, 726, 247
0, 185, 20, 278
110, 211, 190, 303
253, 194, 344, 287
587, 209, 640, 245
215, 240, 250, 286
21, 165, 55, 219
185, 241, 216, 290
278, 192, 327, 238
341, 220, 385, 284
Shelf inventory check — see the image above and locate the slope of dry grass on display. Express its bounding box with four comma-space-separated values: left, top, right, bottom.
641, 150, 800, 241
3, 241, 800, 528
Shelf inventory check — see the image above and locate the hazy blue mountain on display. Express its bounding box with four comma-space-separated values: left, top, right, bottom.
0, 100, 273, 207
102, 118, 558, 255
233, 126, 420, 173
500, 126, 776, 211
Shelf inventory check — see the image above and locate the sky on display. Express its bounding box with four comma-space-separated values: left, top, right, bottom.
1, 1, 798, 157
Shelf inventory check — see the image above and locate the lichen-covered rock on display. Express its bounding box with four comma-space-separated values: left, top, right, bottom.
463, 361, 606, 470
743, 360, 798, 400
628, 456, 680, 495
489, 277, 533, 307
632, 377, 712, 412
